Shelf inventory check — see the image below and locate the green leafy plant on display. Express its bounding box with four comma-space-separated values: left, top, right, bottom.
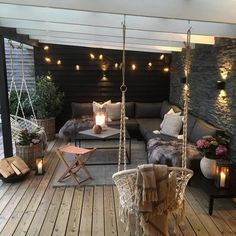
17, 129, 41, 146
30, 75, 64, 119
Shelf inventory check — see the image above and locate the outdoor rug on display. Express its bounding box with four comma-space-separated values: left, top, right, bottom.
52, 140, 147, 186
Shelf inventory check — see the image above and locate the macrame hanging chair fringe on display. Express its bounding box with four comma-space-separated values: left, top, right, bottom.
118, 16, 127, 172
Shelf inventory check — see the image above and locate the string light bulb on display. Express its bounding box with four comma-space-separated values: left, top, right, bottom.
163, 67, 169, 72
148, 62, 152, 67
45, 57, 51, 63
57, 60, 61, 65
46, 75, 51, 80
99, 54, 103, 60
160, 54, 165, 60
90, 53, 95, 59
115, 63, 118, 69
75, 64, 80, 70
131, 64, 136, 70
43, 45, 49, 51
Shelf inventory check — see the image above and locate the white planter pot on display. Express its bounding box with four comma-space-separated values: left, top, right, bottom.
200, 156, 217, 179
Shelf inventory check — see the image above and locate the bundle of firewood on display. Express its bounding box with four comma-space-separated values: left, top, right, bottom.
0, 156, 30, 178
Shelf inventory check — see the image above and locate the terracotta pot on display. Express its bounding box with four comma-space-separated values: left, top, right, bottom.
37, 117, 55, 141
200, 156, 217, 179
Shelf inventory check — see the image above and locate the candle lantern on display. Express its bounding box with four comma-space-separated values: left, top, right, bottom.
214, 159, 230, 189
35, 158, 45, 175
95, 111, 107, 129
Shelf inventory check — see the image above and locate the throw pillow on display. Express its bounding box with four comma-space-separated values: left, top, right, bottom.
92, 100, 111, 113
160, 115, 183, 137
160, 109, 181, 129
106, 102, 121, 121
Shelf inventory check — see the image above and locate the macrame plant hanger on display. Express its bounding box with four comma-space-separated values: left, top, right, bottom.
118, 15, 127, 172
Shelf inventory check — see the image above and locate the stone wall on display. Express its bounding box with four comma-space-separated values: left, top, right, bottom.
170, 38, 236, 158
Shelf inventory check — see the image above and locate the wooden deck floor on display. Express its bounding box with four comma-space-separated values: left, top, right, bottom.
0, 138, 236, 236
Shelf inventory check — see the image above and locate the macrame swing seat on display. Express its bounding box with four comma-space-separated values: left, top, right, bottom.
8, 40, 44, 142
112, 18, 193, 235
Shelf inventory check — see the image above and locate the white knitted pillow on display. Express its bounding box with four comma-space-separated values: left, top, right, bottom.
106, 102, 121, 121
160, 115, 183, 137
92, 100, 111, 113
160, 109, 181, 129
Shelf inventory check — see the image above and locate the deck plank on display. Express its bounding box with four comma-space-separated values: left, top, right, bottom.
104, 185, 118, 236
92, 186, 105, 236
52, 187, 74, 236
66, 187, 84, 236
39, 187, 65, 236
79, 186, 94, 236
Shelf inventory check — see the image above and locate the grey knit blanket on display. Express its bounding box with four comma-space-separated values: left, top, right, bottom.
147, 137, 199, 167
58, 117, 94, 140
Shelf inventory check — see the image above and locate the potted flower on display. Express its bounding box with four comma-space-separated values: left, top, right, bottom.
29, 75, 64, 141
15, 129, 43, 170
196, 135, 229, 179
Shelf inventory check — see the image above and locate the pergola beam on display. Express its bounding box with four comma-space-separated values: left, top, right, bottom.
0, 0, 236, 24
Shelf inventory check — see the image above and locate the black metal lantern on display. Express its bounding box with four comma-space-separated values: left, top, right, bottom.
214, 159, 230, 189
35, 157, 45, 175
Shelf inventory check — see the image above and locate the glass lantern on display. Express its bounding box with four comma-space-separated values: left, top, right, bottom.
94, 111, 107, 129
214, 159, 231, 189
35, 157, 44, 175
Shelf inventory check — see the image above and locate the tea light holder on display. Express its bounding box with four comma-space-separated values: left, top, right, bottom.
214, 159, 230, 189
35, 158, 45, 175
95, 111, 107, 129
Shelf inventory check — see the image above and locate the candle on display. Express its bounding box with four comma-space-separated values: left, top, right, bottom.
37, 160, 43, 174
220, 171, 226, 187
95, 114, 106, 128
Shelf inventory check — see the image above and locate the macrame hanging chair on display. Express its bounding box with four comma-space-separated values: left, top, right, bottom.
112, 18, 193, 234
8, 40, 43, 141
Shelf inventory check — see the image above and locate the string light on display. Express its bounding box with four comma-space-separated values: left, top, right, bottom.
99, 54, 103, 60
46, 75, 51, 80
115, 63, 118, 69
163, 67, 169, 72
43, 45, 49, 51
57, 60, 61, 65
160, 54, 165, 60
45, 57, 51, 63
148, 62, 152, 67
75, 64, 80, 70
131, 64, 136, 70
90, 53, 95, 59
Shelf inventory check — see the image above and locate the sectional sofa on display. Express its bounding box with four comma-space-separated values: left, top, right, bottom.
71, 101, 224, 170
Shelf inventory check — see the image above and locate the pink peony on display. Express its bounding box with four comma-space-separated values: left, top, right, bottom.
216, 145, 227, 156
196, 139, 211, 148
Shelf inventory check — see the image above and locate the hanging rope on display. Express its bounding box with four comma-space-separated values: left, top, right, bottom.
118, 15, 127, 172
181, 28, 191, 169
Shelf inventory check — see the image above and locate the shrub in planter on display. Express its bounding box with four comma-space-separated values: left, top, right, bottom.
28, 75, 64, 140
15, 129, 43, 170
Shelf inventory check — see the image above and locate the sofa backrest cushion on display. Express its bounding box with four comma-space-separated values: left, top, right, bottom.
188, 118, 222, 144
71, 102, 93, 118
125, 102, 135, 118
187, 114, 197, 138
135, 102, 162, 118
160, 101, 173, 119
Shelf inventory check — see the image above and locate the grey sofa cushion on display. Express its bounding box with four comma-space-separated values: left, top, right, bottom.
125, 102, 135, 118
189, 119, 222, 144
71, 102, 93, 118
135, 103, 162, 118
108, 118, 139, 134
137, 118, 162, 133
187, 114, 197, 138
160, 101, 173, 119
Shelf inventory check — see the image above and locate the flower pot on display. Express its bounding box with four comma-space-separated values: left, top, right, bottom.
37, 117, 55, 141
200, 156, 217, 179
16, 142, 43, 170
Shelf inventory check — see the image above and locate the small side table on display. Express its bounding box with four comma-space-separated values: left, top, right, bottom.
191, 166, 236, 215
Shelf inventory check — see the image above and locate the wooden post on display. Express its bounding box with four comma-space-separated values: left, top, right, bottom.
0, 35, 13, 157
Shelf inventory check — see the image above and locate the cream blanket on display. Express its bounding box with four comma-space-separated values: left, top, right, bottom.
134, 164, 175, 236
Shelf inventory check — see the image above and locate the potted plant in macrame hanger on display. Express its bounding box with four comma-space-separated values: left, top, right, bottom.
30, 74, 64, 141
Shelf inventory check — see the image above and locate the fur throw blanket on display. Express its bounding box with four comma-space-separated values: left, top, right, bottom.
58, 117, 94, 139
147, 137, 200, 168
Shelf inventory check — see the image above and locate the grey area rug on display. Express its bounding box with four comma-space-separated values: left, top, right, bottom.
53, 140, 147, 186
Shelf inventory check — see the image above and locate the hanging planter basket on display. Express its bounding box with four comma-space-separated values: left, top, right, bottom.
16, 142, 43, 170
37, 117, 55, 141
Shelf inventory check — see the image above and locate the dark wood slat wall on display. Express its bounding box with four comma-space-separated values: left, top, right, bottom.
34, 44, 171, 128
